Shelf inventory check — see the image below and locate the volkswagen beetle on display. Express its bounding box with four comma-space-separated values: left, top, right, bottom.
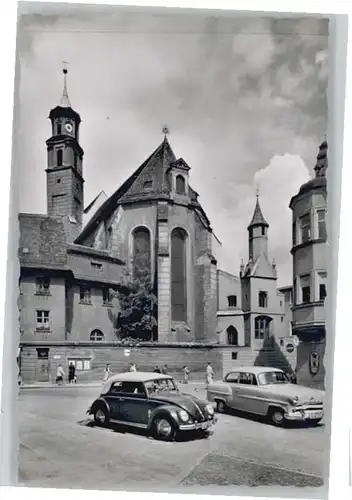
87, 372, 216, 440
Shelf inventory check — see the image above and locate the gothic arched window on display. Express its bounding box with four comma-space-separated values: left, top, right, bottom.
175, 175, 186, 194
227, 325, 238, 345
254, 315, 272, 340
133, 227, 151, 279
171, 228, 187, 321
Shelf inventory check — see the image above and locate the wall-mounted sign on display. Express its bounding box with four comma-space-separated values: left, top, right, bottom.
309, 352, 320, 375
286, 343, 294, 353
124, 349, 131, 357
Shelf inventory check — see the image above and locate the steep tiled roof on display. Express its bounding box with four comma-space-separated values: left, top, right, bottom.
248, 196, 269, 229
18, 214, 68, 269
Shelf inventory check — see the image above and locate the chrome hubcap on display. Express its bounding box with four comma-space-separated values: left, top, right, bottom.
156, 419, 172, 436
273, 411, 284, 423
96, 410, 106, 423
217, 402, 225, 412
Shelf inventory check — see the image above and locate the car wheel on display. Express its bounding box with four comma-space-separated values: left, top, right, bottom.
94, 407, 109, 427
216, 400, 227, 414
268, 407, 285, 426
152, 417, 176, 441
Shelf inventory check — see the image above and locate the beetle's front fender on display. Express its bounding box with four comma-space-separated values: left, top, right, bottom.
147, 404, 181, 430
88, 397, 110, 415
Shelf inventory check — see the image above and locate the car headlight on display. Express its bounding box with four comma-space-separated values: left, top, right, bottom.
290, 396, 299, 405
178, 409, 190, 422
206, 404, 214, 415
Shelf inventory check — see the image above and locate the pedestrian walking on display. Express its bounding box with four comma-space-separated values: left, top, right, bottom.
206, 362, 214, 386
68, 361, 76, 384
182, 365, 190, 384
103, 364, 112, 383
154, 365, 161, 373
128, 362, 137, 372
56, 364, 65, 386
161, 364, 168, 375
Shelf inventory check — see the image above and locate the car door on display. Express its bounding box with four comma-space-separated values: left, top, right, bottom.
235, 372, 259, 413
224, 372, 241, 409
118, 382, 149, 428
104, 381, 124, 420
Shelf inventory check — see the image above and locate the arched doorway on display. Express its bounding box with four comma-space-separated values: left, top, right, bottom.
227, 325, 238, 345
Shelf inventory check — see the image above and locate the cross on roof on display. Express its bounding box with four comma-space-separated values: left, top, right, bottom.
162, 125, 169, 137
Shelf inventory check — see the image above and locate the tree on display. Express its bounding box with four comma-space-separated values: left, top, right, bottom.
110, 265, 157, 341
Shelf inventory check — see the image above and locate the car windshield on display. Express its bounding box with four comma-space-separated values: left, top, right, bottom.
257, 371, 290, 385
145, 378, 178, 395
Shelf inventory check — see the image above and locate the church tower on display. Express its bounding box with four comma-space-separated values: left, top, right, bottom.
46, 66, 84, 239
248, 192, 269, 263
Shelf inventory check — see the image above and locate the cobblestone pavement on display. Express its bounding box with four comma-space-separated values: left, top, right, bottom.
17, 385, 328, 492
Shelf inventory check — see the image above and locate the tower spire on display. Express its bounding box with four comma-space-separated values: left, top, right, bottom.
248, 192, 269, 230
60, 62, 71, 108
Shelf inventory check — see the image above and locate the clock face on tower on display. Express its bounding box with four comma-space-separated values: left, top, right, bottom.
65, 122, 73, 133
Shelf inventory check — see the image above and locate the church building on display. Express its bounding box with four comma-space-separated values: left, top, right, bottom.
18, 69, 294, 384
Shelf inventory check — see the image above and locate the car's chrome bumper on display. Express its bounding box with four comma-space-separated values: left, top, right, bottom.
285, 408, 324, 421
179, 417, 217, 431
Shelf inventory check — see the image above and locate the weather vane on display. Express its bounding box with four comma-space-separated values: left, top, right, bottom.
62, 60, 69, 74
256, 184, 260, 198
162, 125, 169, 137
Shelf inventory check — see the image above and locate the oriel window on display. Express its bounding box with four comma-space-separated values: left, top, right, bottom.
317, 210, 327, 239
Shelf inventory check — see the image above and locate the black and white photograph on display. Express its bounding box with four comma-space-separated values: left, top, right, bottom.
12, 1, 332, 494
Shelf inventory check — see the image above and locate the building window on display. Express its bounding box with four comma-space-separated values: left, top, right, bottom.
74, 152, 77, 168
254, 315, 272, 339
318, 271, 327, 301
57, 148, 63, 167
175, 175, 186, 194
36, 277, 50, 295
143, 180, 153, 190
292, 221, 297, 246
57, 122, 62, 135
132, 227, 151, 280
300, 274, 311, 304
231, 352, 238, 360
299, 213, 311, 243
171, 228, 187, 321
261, 226, 265, 236
258, 291, 268, 308
227, 326, 238, 345
57, 179, 61, 183
228, 295, 237, 308
90, 329, 104, 342
281, 316, 284, 323
102, 288, 113, 306
68, 358, 91, 371
317, 209, 327, 239
79, 286, 92, 305
36, 310, 50, 331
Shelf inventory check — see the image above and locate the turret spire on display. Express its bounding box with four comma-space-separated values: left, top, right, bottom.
60, 62, 71, 108
248, 192, 269, 230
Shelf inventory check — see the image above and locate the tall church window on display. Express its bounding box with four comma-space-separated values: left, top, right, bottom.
175, 175, 186, 194
57, 148, 63, 167
227, 325, 238, 345
254, 316, 272, 339
57, 122, 62, 135
258, 291, 268, 308
171, 228, 187, 321
299, 213, 311, 243
133, 227, 151, 280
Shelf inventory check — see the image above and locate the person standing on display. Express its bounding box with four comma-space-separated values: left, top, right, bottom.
56, 364, 65, 386
68, 362, 76, 384
128, 362, 137, 372
103, 364, 112, 383
206, 362, 214, 386
182, 365, 190, 384
154, 366, 161, 373
161, 364, 168, 375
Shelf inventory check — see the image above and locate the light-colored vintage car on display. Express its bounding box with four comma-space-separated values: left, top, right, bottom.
206, 366, 324, 426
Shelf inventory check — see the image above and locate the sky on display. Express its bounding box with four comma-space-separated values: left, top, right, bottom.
16, 6, 329, 286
